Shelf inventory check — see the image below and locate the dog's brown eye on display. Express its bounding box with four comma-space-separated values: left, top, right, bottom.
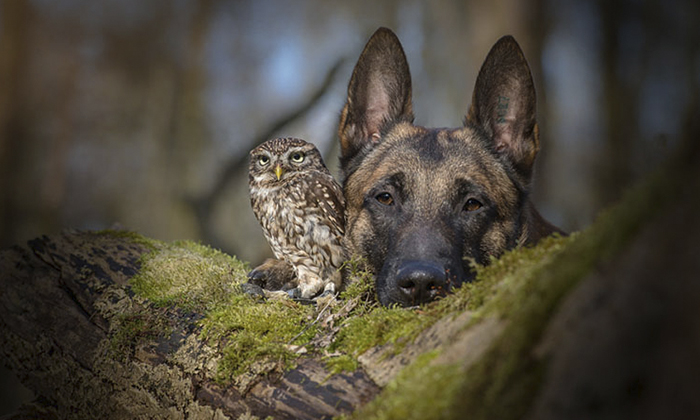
376, 192, 394, 206
463, 198, 482, 212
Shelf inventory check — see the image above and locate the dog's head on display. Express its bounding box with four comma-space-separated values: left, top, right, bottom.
339, 28, 550, 307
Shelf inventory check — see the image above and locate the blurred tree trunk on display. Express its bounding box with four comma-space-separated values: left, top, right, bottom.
526, 0, 556, 207
597, 0, 639, 207
169, 0, 214, 195
0, 0, 33, 248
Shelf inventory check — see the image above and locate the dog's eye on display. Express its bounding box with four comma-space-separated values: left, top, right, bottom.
290, 152, 305, 163
375, 192, 394, 206
258, 155, 270, 166
463, 198, 482, 212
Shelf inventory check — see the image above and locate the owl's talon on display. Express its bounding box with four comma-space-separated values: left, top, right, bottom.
247, 269, 266, 286
283, 287, 316, 305
240, 282, 266, 300
247, 258, 297, 291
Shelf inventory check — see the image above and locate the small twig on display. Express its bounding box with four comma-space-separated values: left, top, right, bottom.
187, 58, 346, 252
287, 296, 336, 345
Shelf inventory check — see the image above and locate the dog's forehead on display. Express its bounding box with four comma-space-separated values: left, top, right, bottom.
361, 125, 503, 183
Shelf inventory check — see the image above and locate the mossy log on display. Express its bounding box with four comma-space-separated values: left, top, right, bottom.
0, 231, 386, 419
1, 138, 699, 420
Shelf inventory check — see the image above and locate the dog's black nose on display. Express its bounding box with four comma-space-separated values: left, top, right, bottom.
395, 261, 448, 304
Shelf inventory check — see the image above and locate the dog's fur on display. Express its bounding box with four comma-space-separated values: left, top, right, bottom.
338, 28, 563, 307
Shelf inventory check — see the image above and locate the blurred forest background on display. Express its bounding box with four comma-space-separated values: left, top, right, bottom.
1, 0, 698, 266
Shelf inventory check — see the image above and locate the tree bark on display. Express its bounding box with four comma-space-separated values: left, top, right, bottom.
0, 231, 383, 419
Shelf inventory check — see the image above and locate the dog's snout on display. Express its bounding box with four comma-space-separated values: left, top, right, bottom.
395, 261, 448, 304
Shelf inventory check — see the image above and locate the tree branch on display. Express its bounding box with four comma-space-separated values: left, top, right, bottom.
188, 58, 346, 252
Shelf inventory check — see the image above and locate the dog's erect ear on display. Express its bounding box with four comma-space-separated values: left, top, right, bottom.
467, 36, 539, 182
339, 27, 413, 172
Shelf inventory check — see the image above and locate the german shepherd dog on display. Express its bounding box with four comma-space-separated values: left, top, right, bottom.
338, 28, 563, 307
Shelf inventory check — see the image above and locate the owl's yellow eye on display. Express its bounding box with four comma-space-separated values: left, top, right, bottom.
290, 152, 305, 163
258, 155, 270, 166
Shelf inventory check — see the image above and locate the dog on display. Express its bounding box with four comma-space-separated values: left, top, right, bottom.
338, 27, 563, 307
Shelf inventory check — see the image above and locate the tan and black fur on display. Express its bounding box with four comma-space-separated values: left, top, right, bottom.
339, 28, 563, 307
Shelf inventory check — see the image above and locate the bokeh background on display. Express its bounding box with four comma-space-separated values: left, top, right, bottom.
0, 0, 698, 414
2, 0, 699, 263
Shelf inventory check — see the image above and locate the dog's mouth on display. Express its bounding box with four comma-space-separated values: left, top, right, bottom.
377, 259, 467, 307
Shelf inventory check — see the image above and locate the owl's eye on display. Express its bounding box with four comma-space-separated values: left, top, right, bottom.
290, 152, 305, 163
258, 155, 270, 166
463, 198, 483, 212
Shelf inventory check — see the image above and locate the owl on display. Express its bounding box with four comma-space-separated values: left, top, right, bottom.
248, 137, 346, 299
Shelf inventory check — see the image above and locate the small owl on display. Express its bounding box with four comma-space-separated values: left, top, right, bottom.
248, 137, 346, 299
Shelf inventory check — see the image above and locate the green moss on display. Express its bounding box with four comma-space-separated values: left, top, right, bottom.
203, 294, 316, 380
326, 259, 429, 373
328, 235, 572, 368
343, 350, 464, 420
333, 307, 416, 355
328, 249, 488, 366
447, 237, 581, 420
338, 257, 379, 312
130, 240, 249, 312
96, 229, 160, 251
125, 238, 320, 381
459, 234, 573, 315
330, 258, 438, 361
325, 354, 359, 375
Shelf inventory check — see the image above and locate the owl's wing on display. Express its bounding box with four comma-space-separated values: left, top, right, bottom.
307, 172, 346, 235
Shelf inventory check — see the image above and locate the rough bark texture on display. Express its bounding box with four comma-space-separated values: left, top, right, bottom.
528, 162, 700, 420
0, 232, 383, 420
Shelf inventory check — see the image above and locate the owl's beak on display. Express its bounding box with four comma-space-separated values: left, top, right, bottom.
274, 164, 284, 180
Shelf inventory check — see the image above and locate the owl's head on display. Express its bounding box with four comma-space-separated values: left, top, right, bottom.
249, 137, 328, 185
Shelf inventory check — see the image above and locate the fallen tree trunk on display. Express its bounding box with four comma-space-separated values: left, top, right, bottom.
0, 231, 385, 419
1, 135, 699, 420
0, 228, 506, 420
